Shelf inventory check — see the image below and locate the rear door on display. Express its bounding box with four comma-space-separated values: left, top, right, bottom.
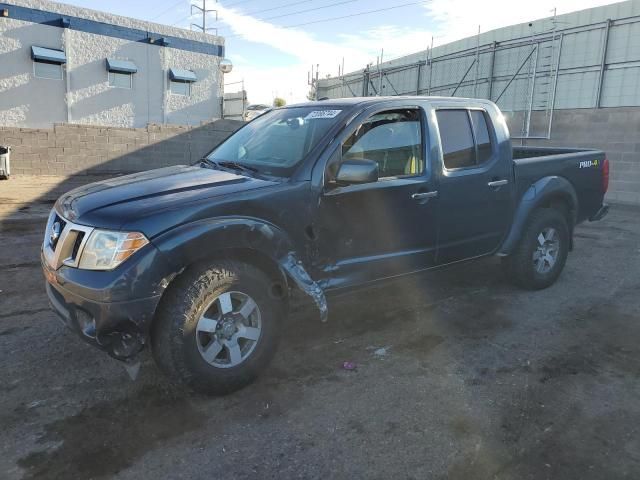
434, 107, 512, 264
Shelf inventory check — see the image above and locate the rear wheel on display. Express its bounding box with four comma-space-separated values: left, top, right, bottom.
504, 208, 570, 290
151, 260, 283, 395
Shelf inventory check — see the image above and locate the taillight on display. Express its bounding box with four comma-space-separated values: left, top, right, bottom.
602, 158, 609, 194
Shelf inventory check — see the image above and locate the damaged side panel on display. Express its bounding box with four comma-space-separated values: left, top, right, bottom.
152, 217, 329, 323
280, 252, 328, 322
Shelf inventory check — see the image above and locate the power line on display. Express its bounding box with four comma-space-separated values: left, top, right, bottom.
222, 0, 257, 8
173, 0, 430, 35
260, 0, 358, 22
169, 0, 255, 24
282, 0, 430, 29
242, 0, 315, 17
216, 0, 358, 31
226, 0, 430, 37
149, 0, 186, 21
176, 0, 359, 30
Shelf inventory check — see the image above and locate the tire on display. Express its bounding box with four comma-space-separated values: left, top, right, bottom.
151, 260, 283, 395
504, 208, 570, 290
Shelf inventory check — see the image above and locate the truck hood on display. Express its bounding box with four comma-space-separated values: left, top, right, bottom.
56, 165, 277, 229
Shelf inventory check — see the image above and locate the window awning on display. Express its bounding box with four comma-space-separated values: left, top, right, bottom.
106, 58, 138, 74
169, 68, 197, 82
31, 46, 66, 64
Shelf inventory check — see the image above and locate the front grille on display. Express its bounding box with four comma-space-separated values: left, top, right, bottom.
43, 209, 94, 270
71, 231, 86, 259
50, 213, 67, 251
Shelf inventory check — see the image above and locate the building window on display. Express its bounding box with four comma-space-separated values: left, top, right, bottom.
109, 71, 133, 88
106, 58, 137, 89
31, 46, 66, 80
169, 68, 197, 97
34, 61, 63, 80
170, 80, 191, 96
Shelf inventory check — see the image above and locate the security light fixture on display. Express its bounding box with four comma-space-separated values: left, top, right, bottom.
219, 58, 233, 74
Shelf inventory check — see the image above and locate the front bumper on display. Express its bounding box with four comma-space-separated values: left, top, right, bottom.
43, 254, 162, 360
589, 203, 609, 222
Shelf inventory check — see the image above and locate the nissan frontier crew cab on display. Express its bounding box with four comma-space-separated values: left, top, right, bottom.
42, 97, 609, 394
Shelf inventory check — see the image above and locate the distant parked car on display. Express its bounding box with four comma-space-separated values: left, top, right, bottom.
244, 104, 271, 121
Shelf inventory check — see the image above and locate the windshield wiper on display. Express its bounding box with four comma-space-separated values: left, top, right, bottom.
217, 160, 258, 173
201, 158, 258, 175
199, 157, 217, 167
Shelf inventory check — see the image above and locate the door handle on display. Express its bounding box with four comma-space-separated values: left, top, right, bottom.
411, 191, 438, 200
487, 179, 509, 188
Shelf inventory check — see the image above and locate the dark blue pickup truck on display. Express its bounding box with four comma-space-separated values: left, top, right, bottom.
42, 97, 609, 393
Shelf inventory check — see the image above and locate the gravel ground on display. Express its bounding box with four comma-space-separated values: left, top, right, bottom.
0, 203, 639, 480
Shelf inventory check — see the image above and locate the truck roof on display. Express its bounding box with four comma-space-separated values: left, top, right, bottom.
287, 96, 491, 109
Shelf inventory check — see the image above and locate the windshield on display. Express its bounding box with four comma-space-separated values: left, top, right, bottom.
207, 106, 345, 177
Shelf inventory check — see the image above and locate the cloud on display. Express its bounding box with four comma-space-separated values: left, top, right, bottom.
215, 0, 620, 104
217, 4, 437, 103
424, 0, 621, 45
336, 25, 433, 63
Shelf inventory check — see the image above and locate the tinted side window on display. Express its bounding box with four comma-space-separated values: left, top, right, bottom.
342, 109, 423, 178
470, 110, 493, 164
436, 110, 475, 169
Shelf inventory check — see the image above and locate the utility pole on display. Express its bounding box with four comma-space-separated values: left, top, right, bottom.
378, 48, 384, 96
308, 64, 320, 100
427, 36, 434, 95
191, 0, 218, 35
474, 25, 481, 97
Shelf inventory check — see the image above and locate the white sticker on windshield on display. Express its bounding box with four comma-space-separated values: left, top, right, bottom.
304, 109, 342, 120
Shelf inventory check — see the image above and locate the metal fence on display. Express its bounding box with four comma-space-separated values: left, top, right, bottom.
318, 10, 640, 139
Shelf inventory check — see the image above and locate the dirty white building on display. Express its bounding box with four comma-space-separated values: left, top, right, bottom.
0, 0, 226, 128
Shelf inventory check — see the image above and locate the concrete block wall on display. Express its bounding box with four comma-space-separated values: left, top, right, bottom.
0, 119, 243, 176
509, 107, 640, 205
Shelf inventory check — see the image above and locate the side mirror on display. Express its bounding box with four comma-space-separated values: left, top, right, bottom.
335, 159, 379, 185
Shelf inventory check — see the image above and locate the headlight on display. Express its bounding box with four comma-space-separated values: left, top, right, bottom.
78, 230, 149, 271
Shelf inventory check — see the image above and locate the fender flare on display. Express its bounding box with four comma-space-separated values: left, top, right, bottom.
151, 217, 328, 321
497, 176, 578, 256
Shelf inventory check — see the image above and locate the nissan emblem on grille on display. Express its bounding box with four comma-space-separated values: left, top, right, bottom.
50, 221, 61, 246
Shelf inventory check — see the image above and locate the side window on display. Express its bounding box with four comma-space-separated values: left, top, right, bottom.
341, 109, 424, 179
470, 110, 494, 164
436, 110, 475, 169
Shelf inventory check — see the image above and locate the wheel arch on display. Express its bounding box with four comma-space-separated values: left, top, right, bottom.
149, 216, 328, 325
498, 176, 578, 256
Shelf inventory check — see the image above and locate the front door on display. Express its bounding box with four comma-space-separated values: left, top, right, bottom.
313, 106, 439, 289
433, 108, 512, 264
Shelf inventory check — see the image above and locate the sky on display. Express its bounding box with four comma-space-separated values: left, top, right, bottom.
62, 0, 620, 104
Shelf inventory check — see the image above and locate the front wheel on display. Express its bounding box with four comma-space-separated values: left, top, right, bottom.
504, 208, 570, 290
151, 260, 283, 395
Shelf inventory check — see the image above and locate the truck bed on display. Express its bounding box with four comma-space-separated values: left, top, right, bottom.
512, 146, 606, 223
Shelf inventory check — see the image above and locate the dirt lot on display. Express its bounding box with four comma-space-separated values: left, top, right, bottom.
1, 184, 639, 479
